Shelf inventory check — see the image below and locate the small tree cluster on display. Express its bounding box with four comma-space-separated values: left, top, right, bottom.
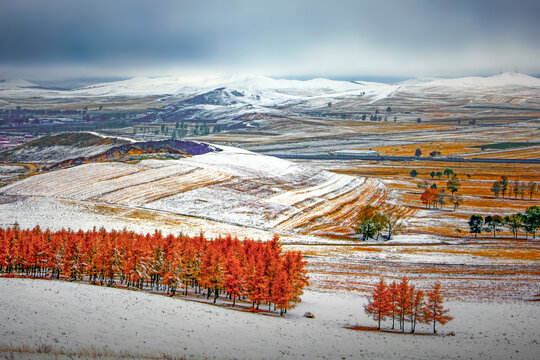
420, 188, 440, 209
492, 178, 537, 200
420, 169, 461, 211
0, 226, 309, 315
490, 176, 509, 198
468, 206, 540, 239
364, 277, 452, 333
356, 206, 404, 241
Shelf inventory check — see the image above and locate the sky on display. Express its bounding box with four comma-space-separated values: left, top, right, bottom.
0, 0, 539, 83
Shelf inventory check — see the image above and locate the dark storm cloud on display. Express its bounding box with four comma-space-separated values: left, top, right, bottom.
0, 0, 539, 78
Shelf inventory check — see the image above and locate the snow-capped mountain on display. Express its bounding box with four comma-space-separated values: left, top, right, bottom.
1, 73, 539, 118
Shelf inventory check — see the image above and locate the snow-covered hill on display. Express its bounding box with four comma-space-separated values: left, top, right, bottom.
402, 72, 540, 90
2, 72, 539, 117
3, 72, 539, 98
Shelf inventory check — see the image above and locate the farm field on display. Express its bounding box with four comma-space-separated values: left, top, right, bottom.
0, 141, 538, 305
1, 72, 540, 359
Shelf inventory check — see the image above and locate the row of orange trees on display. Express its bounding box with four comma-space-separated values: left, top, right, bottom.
0, 226, 309, 315
364, 277, 452, 334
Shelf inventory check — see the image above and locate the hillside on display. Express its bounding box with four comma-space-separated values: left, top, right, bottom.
0, 132, 218, 164
0, 142, 398, 237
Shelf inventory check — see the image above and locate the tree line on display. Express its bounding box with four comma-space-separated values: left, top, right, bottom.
0, 226, 309, 315
468, 206, 540, 239
490, 176, 537, 200
364, 277, 452, 334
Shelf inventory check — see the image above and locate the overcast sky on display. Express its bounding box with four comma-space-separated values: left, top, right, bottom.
1, 0, 539, 81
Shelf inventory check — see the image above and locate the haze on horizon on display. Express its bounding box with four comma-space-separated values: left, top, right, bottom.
1, 0, 539, 85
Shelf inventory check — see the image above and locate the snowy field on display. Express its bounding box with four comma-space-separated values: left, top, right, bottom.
0, 145, 399, 237
0, 165, 25, 180
0, 278, 538, 360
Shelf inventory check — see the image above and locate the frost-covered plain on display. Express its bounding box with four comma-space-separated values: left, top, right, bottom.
0, 278, 538, 360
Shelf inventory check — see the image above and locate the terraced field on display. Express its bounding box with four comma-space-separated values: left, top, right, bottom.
0, 145, 406, 238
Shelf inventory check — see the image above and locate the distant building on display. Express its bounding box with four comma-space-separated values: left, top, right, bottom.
333, 150, 380, 156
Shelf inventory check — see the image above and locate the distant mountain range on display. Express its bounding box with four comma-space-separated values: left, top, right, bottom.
2, 72, 539, 98
1, 73, 539, 122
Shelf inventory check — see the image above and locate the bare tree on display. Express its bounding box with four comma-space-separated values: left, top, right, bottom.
437, 192, 446, 209
519, 181, 526, 200
512, 181, 520, 199
382, 208, 405, 240
491, 181, 501, 198
500, 176, 509, 198
527, 181, 537, 200
451, 195, 463, 211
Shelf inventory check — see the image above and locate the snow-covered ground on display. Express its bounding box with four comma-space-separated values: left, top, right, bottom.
0, 278, 538, 359
3, 73, 538, 109
0, 145, 391, 236
0, 165, 25, 180
6, 144, 118, 164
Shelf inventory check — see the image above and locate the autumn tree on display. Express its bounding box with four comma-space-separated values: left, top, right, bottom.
387, 281, 398, 330
0, 226, 308, 315
364, 278, 392, 329
446, 174, 460, 196
396, 277, 413, 332
424, 283, 453, 334
421, 188, 439, 209
224, 253, 244, 306
356, 206, 385, 241
271, 266, 293, 316
409, 289, 425, 333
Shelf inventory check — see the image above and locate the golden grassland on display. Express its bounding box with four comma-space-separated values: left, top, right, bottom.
334, 160, 539, 215
401, 247, 540, 262
464, 147, 540, 159
295, 239, 540, 299
336, 122, 456, 133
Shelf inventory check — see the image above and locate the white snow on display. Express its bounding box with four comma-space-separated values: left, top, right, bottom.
83, 131, 137, 143
2, 73, 538, 110
404, 72, 540, 90
0, 278, 538, 359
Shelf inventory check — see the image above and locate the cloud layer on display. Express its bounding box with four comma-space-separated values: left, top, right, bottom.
1, 0, 539, 79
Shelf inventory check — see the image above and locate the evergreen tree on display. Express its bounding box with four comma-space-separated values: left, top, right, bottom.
468, 215, 483, 238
